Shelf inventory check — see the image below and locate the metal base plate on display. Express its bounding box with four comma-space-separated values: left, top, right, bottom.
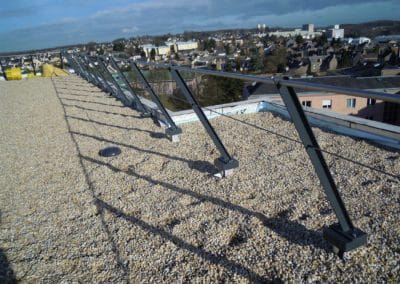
165, 127, 182, 142
323, 223, 367, 256
140, 112, 152, 118
213, 157, 239, 177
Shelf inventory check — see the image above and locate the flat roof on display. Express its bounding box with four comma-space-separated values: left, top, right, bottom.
0, 77, 399, 282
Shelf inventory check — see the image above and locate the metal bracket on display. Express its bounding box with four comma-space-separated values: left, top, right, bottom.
170, 68, 239, 176
86, 56, 113, 94
81, 55, 102, 87
109, 57, 150, 115
130, 62, 182, 142
98, 57, 131, 106
276, 78, 367, 256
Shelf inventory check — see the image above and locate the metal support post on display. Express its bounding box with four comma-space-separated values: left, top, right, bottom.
79, 55, 99, 86
109, 57, 150, 115
95, 58, 116, 95
0, 59, 6, 79
98, 57, 131, 106
64, 53, 83, 77
87, 57, 113, 94
60, 52, 64, 69
81, 56, 102, 87
276, 78, 366, 256
73, 55, 90, 81
130, 62, 182, 142
30, 55, 36, 76
170, 68, 238, 176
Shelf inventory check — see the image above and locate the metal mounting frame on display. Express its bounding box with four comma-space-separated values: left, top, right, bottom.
85, 56, 112, 94
75, 55, 93, 83
276, 79, 367, 257
81, 55, 102, 87
65, 53, 83, 78
170, 68, 238, 176
108, 57, 150, 115
97, 57, 131, 106
130, 62, 182, 141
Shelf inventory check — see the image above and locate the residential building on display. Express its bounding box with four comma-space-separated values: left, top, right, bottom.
268, 24, 322, 39
245, 76, 400, 124
326, 24, 344, 39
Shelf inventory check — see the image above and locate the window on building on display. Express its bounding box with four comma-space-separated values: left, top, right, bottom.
346, 98, 356, 108
367, 98, 376, 106
302, 100, 312, 107
322, 100, 332, 109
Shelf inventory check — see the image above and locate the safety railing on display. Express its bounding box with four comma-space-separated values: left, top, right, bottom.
63, 51, 400, 257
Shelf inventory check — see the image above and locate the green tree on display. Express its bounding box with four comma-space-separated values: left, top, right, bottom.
113, 42, 125, 52
167, 75, 244, 109
250, 55, 264, 72
295, 35, 304, 45
315, 34, 327, 47
263, 47, 287, 73
150, 48, 156, 60
87, 41, 97, 52
338, 50, 353, 68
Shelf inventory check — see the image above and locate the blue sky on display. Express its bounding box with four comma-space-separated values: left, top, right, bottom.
0, 0, 399, 52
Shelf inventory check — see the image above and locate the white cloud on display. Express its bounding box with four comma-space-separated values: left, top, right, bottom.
122, 26, 139, 33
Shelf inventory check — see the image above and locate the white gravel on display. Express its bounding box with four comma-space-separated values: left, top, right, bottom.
0, 76, 399, 283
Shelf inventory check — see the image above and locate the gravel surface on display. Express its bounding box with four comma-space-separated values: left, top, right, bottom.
0, 76, 399, 283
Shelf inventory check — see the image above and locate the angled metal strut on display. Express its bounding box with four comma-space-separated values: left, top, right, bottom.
276, 78, 367, 256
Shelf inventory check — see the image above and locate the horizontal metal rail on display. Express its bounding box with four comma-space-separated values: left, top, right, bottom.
135, 60, 400, 104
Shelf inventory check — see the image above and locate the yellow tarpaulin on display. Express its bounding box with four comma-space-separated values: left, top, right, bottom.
42, 64, 69, 77
5, 67, 22, 80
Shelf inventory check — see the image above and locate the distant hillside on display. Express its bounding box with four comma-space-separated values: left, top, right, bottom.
342, 20, 400, 38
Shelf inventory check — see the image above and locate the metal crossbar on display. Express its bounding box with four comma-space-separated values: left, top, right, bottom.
137, 60, 400, 104
65, 53, 400, 256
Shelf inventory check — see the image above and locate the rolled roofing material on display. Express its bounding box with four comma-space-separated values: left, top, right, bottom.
42, 64, 69, 77
5, 67, 22, 80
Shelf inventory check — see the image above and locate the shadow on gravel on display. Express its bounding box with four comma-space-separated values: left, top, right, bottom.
53, 78, 130, 282
72, 131, 218, 175
82, 154, 327, 251
53, 78, 281, 282
58, 92, 107, 99
66, 115, 167, 140
0, 249, 17, 284
51, 77, 314, 282
63, 103, 143, 119
94, 198, 282, 283
61, 97, 125, 108
56, 86, 103, 93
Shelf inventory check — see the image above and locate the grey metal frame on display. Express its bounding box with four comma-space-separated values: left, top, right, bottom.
69, 55, 400, 255
130, 62, 182, 139
98, 56, 131, 105
170, 68, 238, 173
108, 57, 149, 115
81, 55, 102, 87
85, 56, 111, 93
276, 81, 366, 256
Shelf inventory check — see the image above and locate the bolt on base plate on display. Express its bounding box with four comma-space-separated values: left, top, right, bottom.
323, 223, 367, 257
